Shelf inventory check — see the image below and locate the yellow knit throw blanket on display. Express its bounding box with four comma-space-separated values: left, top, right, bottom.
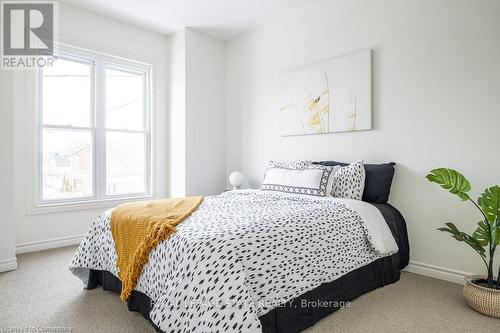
110, 196, 203, 301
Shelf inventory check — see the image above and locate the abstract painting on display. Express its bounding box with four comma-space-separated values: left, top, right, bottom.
278, 49, 371, 136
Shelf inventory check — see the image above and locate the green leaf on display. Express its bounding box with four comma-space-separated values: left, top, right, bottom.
426, 168, 471, 201
479, 186, 500, 223
438, 222, 486, 256
472, 220, 491, 247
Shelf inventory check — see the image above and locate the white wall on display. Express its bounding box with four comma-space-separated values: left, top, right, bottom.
167, 28, 227, 197
0, 71, 17, 271
225, 0, 500, 275
167, 30, 187, 198
11, 3, 170, 249
185, 29, 226, 196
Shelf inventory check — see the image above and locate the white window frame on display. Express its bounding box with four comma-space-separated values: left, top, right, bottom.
34, 45, 153, 210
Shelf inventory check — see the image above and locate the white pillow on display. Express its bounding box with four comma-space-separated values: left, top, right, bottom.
262, 161, 335, 197
331, 161, 365, 200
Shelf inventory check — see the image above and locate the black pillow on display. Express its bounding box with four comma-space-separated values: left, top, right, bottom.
314, 161, 396, 204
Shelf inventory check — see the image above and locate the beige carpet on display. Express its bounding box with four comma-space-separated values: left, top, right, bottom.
0, 246, 498, 332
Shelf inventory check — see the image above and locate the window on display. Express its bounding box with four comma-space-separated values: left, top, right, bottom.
37, 48, 151, 206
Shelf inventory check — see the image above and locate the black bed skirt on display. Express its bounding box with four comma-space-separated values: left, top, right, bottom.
87, 253, 401, 333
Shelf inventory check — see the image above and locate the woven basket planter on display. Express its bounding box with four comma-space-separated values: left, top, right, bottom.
463, 275, 500, 318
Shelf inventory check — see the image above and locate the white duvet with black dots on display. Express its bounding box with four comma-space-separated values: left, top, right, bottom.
70, 190, 398, 333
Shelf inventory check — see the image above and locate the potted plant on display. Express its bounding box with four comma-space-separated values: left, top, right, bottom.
426, 168, 500, 317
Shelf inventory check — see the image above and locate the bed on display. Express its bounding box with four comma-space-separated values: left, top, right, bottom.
70, 187, 409, 333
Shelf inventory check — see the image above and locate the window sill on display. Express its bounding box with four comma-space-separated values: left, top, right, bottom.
28, 195, 153, 215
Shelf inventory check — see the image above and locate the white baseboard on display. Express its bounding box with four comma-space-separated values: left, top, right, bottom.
0, 258, 18, 272
405, 260, 473, 285
16, 234, 83, 254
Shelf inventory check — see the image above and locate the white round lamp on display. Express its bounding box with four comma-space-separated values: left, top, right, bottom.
229, 171, 245, 190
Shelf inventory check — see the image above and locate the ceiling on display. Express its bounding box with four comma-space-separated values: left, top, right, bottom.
62, 0, 308, 40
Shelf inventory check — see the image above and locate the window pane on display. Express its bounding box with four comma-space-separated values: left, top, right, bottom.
42, 129, 93, 200
106, 131, 145, 195
106, 68, 144, 130
43, 57, 91, 127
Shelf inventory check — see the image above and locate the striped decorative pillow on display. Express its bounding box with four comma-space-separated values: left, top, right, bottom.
261, 161, 336, 197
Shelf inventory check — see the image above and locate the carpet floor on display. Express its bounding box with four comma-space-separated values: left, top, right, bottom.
0, 246, 499, 332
